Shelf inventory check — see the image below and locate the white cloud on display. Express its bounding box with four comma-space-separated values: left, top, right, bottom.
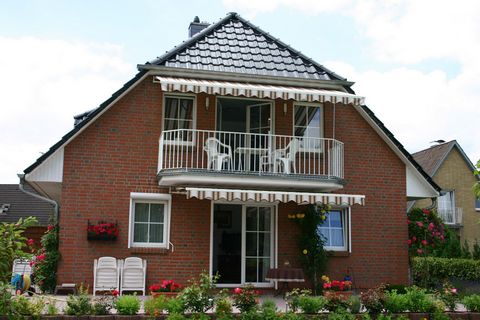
0, 37, 134, 183
325, 60, 480, 163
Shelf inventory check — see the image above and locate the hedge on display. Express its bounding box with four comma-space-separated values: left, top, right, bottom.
412, 256, 480, 281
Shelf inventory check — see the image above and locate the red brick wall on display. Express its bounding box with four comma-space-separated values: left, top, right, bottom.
59, 77, 407, 290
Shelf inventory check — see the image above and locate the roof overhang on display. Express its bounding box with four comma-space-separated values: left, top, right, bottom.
154, 76, 365, 105
182, 187, 365, 206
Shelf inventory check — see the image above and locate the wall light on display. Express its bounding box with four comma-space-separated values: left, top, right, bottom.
205, 97, 210, 110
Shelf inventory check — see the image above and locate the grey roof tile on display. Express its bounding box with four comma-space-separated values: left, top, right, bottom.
150, 13, 345, 81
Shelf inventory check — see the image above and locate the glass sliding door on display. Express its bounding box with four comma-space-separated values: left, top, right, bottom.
212, 204, 274, 286
244, 206, 272, 283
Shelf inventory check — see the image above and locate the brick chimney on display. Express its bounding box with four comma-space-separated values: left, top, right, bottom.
188, 16, 209, 37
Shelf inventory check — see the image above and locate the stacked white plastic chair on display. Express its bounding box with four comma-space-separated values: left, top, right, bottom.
93, 257, 121, 296
120, 257, 147, 295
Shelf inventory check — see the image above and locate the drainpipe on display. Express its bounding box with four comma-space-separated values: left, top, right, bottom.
17, 174, 59, 224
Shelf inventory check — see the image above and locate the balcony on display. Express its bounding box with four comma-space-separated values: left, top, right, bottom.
157, 129, 345, 191
438, 207, 463, 226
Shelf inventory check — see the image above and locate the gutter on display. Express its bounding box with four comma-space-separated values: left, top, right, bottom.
17, 174, 59, 224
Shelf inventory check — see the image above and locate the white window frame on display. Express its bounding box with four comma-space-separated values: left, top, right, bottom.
318, 207, 350, 252
162, 93, 197, 146
438, 190, 456, 224
292, 103, 324, 152
128, 193, 171, 248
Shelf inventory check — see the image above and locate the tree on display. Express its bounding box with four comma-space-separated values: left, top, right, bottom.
474, 159, 480, 198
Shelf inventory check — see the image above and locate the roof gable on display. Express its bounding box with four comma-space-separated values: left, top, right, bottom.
413, 140, 477, 178
148, 13, 345, 81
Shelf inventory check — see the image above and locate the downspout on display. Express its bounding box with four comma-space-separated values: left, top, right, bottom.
17, 174, 59, 223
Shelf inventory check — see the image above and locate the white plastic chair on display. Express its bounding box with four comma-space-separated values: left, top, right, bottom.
12, 259, 32, 277
120, 257, 147, 296
275, 138, 300, 174
203, 137, 233, 171
93, 257, 121, 296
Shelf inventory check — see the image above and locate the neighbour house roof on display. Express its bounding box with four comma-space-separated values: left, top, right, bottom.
148, 13, 346, 81
23, 12, 440, 196
413, 140, 478, 178
0, 184, 54, 225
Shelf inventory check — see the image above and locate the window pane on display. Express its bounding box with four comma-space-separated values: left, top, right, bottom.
245, 232, 257, 256
164, 119, 178, 131
245, 258, 257, 282
179, 99, 193, 120
246, 208, 257, 231
149, 224, 164, 243
258, 208, 271, 231
259, 258, 270, 282
306, 107, 321, 128
165, 98, 178, 119
134, 223, 148, 242
294, 106, 307, 126
178, 119, 193, 130
258, 233, 270, 256
329, 211, 342, 228
150, 204, 165, 223
318, 227, 329, 244
330, 229, 344, 247
134, 203, 149, 222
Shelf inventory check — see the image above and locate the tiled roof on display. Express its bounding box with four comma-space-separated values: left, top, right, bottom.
0, 184, 54, 225
413, 140, 478, 178
412, 141, 455, 177
150, 13, 345, 81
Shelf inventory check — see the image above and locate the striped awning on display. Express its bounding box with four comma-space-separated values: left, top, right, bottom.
185, 187, 365, 206
154, 76, 365, 106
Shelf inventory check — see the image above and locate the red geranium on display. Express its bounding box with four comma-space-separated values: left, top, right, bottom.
149, 279, 181, 292
87, 222, 119, 237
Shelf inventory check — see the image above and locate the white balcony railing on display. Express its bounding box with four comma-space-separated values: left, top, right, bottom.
439, 207, 463, 225
158, 129, 344, 178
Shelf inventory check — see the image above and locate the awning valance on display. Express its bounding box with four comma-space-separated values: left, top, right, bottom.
154, 76, 365, 106
184, 187, 365, 206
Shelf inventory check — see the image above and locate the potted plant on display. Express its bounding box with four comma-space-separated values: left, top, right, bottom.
149, 280, 181, 298
87, 221, 119, 241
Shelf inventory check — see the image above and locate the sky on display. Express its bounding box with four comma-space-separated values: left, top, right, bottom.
0, 0, 479, 183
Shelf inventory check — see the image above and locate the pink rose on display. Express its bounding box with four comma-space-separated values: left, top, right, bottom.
417, 249, 423, 254
407, 239, 412, 246
421, 240, 428, 246
234, 287, 242, 294
451, 288, 457, 294
26, 239, 34, 246
416, 221, 424, 228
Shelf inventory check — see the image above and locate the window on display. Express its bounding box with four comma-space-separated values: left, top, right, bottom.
317, 209, 349, 251
438, 191, 455, 224
293, 104, 323, 150
475, 198, 480, 212
163, 96, 195, 142
129, 193, 171, 248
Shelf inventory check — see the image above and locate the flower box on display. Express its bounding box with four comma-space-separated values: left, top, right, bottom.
87, 221, 119, 241
323, 290, 353, 300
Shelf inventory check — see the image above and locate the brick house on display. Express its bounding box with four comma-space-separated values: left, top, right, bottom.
22, 13, 440, 290
412, 140, 480, 247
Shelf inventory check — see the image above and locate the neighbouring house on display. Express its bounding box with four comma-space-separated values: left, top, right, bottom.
22, 13, 440, 290
412, 140, 480, 247
0, 184, 53, 246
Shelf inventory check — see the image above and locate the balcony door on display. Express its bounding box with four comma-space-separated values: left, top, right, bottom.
212, 203, 274, 287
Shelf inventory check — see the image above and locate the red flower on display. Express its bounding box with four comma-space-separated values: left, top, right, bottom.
428, 223, 435, 231
47, 225, 55, 231
234, 287, 243, 294
407, 239, 412, 246
29, 260, 35, 267
412, 236, 417, 241
422, 209, 430, 215
417, 249, 423, 254
36, 253, 46, 261
26, 239, 34, 246
407, 219, 411, 224
421, 240, 428, 246
416, 221, 424, 228
112, 289, 119, 296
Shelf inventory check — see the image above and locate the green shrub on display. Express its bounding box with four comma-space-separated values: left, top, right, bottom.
473, 240, 480, 259
166, 296, 186, 314
0, 282, 14, 315
33, 224, 60, 293
462, 294, 480, 312
348, 295, 361, 313
285, 288, 312, 312
407, 208, 446, 257
279, 312, 305, 320
384, 290, 408, 313
114, 294, 141, 315
327, 308, 355, 320
232, 285, 260, 313
10, 295, 44, 319
64, 287, 93, 315
166, 313, 188, 320
297, 295, 326, 314
215, 296, 233, 318
46, 298, 59, 315
412, 256, 480, 284
144, 295, 167, 316
0, 217, 37, 283
239, 310, 261, 320
180, 271, 219, 313
360, 285, 386, 315
384, 284, 407, 294
374, 315, 393, 320
404, 286, 440, 313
